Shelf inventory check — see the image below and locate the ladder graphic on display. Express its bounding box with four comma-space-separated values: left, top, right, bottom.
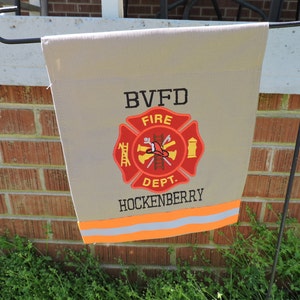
153, 134, 165, 170
118, 142, 131, 167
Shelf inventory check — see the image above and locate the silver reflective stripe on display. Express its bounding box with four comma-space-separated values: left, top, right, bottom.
81, 208, 239, 237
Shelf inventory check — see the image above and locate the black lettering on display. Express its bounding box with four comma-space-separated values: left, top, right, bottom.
189, 189, 196, 202
118, 188, 204, 212
135, 197, 142, 209
142, 196, 150, 209
124, 88, 188, 108
127, 198, 135, 210
157, 89, 172, 106
166, 193, 173, 205
124, 91, 139, 108
119, 199, 128, 212
173, 88, 188, 105
180, 190, 188, 203
158, 194, 165, 207
197, 188, 204, 201
140, 90, 156, 107
150, 195, 158, 207
173, 191, 182, 205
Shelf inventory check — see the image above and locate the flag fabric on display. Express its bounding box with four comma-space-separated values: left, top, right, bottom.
41, 23, 268, 243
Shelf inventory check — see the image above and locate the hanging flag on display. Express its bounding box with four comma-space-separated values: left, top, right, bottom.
41, 23, 268, 243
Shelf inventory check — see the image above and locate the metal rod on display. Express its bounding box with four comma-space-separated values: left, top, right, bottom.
268, 0, 285, 22
14, 0, 21, 15
160, 0, 168, 19
210, 0, 222, 20
233, 0, 267, 20
1, 21, 300, 45
269, 20, 300, 28
0, 5, 18, 13
236, 4, 242, 21
266, 122, 300, 300
0, 36, 41, 44
40, 0, 48, 16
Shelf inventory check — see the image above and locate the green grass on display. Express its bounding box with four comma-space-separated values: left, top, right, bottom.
0, 209, 299, 299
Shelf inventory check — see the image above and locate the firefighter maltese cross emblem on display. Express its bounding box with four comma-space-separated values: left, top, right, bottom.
113, 107, 205, 193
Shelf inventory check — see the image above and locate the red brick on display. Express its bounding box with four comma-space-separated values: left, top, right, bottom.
202, 7, 221, 19
288, 94, 300, 110
0, 141, 65, 165
213, 225, 252, 245
273, 149, 300, 173
48, 0, 67, 3
257, 94, 282, 111
176, 247, 226, 267
47, 0, 298, 22
264, 202, 300, 223
51, 220, 83, 240
0, 168, 42, 191
70, 0, 93, 4
254, 117, 300, 143
0, 109, 35, 135
0, 218, 48, 239
243, 175, 299, 199
67, 12, 96, 17
10, 194, 76, 217
138, 231, 209, 244
78, 4, 100, 12
0, 86, 52, 105
287, 0, 298, 10
95, 245, 170, 265
0, 194, 7, 214
39, 110, 60, 137
264, 202, 283, 222
248, 147, 270, 171
288, 203, 300, 223
52, 3, 78, 12
238, 201, 262, 222
268, 176, 298, 199
44, 169, 70, 191
268, 176, 289, 198
213, 225, 237, 245
225, 8, 240, 19
34, 242, 88, 260
290, 176, 300, 199
127, 5, 152, 15
48, 11, 66, 16
242, 175, 271, 197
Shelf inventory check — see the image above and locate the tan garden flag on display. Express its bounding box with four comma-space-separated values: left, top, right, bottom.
41, 23, 268, 243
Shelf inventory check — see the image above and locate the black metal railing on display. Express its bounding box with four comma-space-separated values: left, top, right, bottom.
0, 0, 47, 16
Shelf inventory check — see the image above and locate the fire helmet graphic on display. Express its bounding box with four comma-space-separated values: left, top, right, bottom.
113, 107, 205, 193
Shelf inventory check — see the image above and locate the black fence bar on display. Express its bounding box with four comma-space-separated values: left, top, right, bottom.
14, 0, 21, 15
234, 0, 267, 21
0, 36, 41, 44
1, 21, 300, 45
0, 5, 18, 13
266, 122, 300, 300
160, 0, 168, 19
268, 0, 285, 22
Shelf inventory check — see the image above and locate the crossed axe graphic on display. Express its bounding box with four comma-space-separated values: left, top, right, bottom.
137, 135, 177, 167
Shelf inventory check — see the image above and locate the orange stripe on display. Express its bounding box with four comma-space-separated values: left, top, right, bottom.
79, 199, 241, 230
81, 215, 238, 243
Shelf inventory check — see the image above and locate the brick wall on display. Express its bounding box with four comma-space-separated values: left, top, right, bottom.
0, 85, 299, 271
2, 1, 299, 23
46, 0, 299, 22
